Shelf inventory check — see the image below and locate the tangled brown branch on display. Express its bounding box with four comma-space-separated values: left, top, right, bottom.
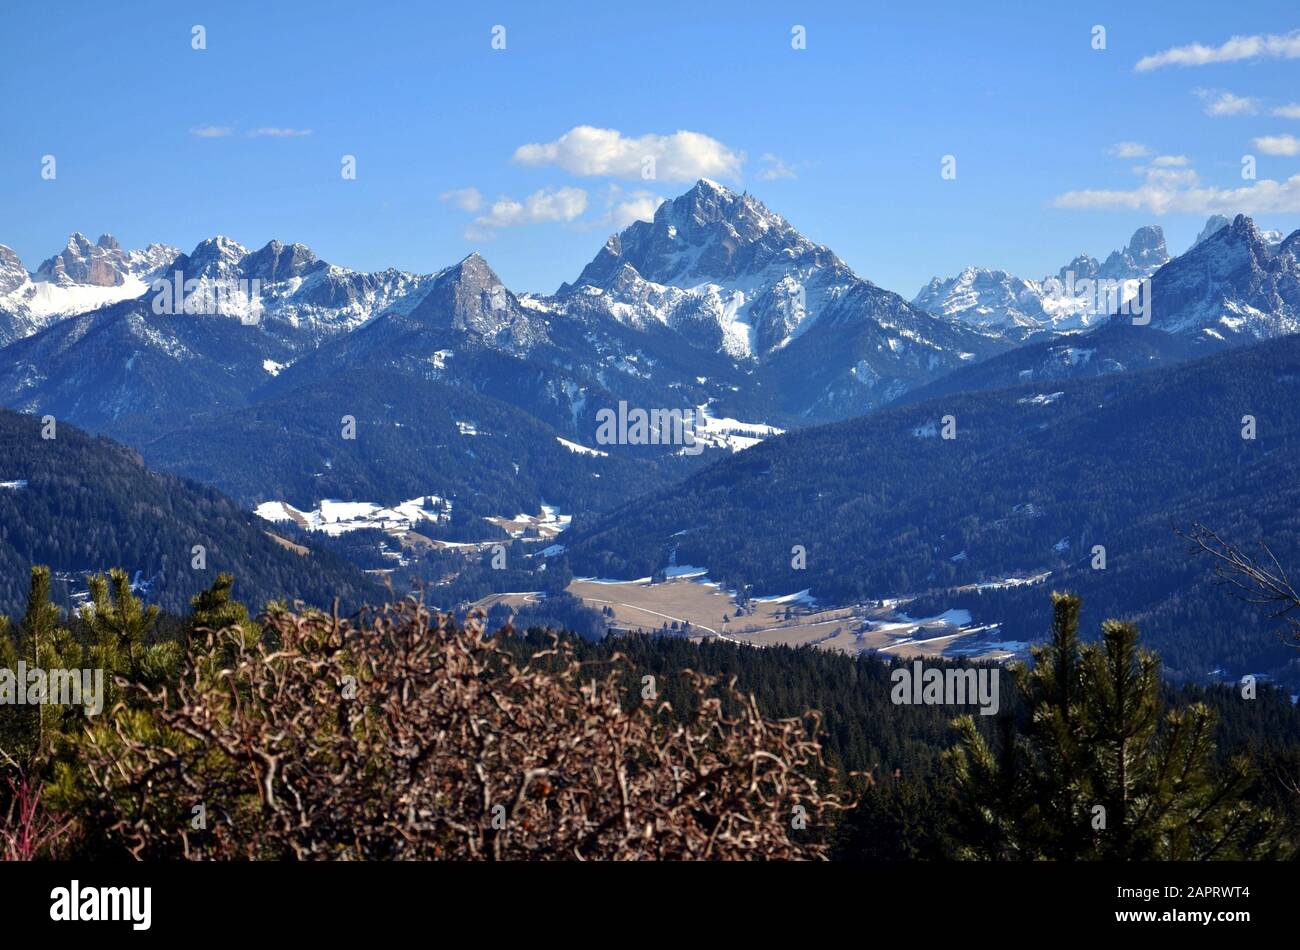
69, 597, 843, 860
1182, 522, 1300, 650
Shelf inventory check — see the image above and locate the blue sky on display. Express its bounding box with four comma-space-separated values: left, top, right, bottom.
2, 0, 1298, 298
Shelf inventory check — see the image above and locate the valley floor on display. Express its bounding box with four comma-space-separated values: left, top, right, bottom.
483, 573, 1033, 662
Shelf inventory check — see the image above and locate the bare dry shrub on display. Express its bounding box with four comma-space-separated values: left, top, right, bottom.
66, 598, 842, 860
1, 770, 75, 861
1183, 522, 1300, 649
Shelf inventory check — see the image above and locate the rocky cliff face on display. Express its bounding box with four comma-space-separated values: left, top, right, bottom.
1146, 214, 1300, 343
35, 233, 178, 287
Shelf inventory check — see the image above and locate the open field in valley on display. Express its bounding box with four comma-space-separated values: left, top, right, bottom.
548, 575, 1025, 662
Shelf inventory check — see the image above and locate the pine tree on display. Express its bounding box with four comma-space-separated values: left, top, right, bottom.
1018, 592, 1094, 859
1, 568, 80, 765
948, 592, 1282, 860
1082, 619, 1260, 859
83, 569, 178, 705
45, 571, 250, 845
186, 573, 253, 639
18, 567, 62, 650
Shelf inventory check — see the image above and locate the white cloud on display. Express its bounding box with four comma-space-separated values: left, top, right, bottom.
573, 186, 666, 232
1195, 89, 1258, 116
192, 126, 312, 138
1108, 142, 1152, 158
757, 153, 797, 180
1052, 161, 1300, 214
1273, 103, 1300, 119
607, 190, 664, 229
1127, 157, 1196, 188
466, 186, 589, 239
1145, 168, 1200, 187
1253, 134, 1300, 156
247, 127, 313, 138
439, 187, 484, 212
1136, 31, 1300, 71
513, 126, 744, 182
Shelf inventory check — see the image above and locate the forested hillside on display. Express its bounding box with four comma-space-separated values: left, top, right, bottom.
0, 409, 381, 614
893, 322, 1199, 406
565, 333, 1300, 682
121, 364, 680, 519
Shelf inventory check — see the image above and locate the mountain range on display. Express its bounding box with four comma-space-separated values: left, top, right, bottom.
911, 215, 1297, 345
1, 181, 1298, 670
0, 180, 1023, 523
912, 225, 1171, 339
0, 233, 178, 345
6, 186, 1293, 451
905, 214, 1300, 399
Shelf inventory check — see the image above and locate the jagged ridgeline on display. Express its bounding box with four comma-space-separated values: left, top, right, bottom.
1, 186, 1297, 530
906, 215, 1300, 402
2, 182, 1299, 671
0, 182, 1012, 509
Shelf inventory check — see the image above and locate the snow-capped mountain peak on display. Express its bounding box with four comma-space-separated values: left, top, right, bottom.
1192, 214, 1284, 252
1056, 252, 1099, 282
1146, 213, 1300, 342
36, 232, 112, 286
0, 245, 27, 296
1193, 215, 1233, 250
35, 231, 179, 287
912, 267, 1048, 339
0, 234, 181, 344
405, 251, 546, 349
242, 240, 321, 283
181, 235, 252, 277
1098, 225, 1168, 279
917, 225, 1171, 337
158, 236, 439, 341
556, 179, 854, 358
586, 178, 832, 288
